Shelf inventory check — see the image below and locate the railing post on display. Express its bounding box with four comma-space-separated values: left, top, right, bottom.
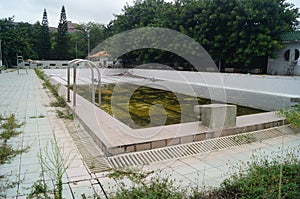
73, 62, 77, 106
67, 63, 71, 102
68, 59, 82, 104
67, 59, 102, 108
88, 61, 101, 108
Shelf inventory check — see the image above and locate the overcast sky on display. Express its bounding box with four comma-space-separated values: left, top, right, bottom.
0, 0, 299, 27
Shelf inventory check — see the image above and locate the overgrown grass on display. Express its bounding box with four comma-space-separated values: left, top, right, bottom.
107, 168, 184, 199
278, 103, 300, 129
106, 147, 300, 199
30, 138, 75, 199
0, 114, 26, 164
56, 109, 74, 120
34, 68, 66, 108
191, 147, 300, 199
0, 114, 28, 197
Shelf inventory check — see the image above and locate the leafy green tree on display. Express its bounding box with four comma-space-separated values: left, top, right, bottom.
71, 22, 107, 59
0, 17, 38, 66
105, 0, 299, 71
181, 0, 299, 70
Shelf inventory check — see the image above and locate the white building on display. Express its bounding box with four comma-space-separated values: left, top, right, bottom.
267, 31, 300, 76
89, 51, 113, 67
17, 60, 85, 69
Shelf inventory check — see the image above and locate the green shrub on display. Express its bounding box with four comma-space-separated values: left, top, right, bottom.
279, 103, 300, 128
35, 69, 66, 108
0, 114, 28, 197
55, 110, 74, 120
221, 148, 299, 198
108, 168, 185, 199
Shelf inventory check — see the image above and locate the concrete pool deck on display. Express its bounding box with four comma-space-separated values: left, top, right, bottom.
0, 69, 299, 198
47, 69, 286, 156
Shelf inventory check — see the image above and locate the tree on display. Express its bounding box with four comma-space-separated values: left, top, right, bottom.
105, 0, 299, 71
0, 17, 38, 66
71, 22, 107, 59
106, 0, 187, 67
184, 0, 299, 70
39, 9, 51, 60
55, 6, 70, 60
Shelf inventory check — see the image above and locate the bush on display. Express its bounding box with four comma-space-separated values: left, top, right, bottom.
108, 168, 185, 199
198, 147, 300, 199
279, 103, 300, 128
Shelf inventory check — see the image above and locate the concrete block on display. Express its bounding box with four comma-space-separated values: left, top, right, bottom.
256, 123, 265, 130
108, 147, 125, 156
166, 138, 180, 146
151, 140, 166, 149
247, 125, 257, 132
199, 104, 236, 129
194, 133, 206, 141
136, 142, 151, 151
220, 129, 233, 137
125, 145, 135, 152
180, 135, 193, 144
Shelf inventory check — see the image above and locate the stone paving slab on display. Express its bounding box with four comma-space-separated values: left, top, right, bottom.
0, 69, 299, 198
0, 70, 96, 198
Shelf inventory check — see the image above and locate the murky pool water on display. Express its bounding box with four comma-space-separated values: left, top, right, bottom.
75, 83, 264, 129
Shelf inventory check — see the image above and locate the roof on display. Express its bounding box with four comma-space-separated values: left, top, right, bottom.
281, 31, 300, 41
90, 51, 110, 58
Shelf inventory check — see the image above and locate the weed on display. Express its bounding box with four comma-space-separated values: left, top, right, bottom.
107, 168, 184, 198
29, 114, 45, 119
204, 146, 300, 199
37, 137, 75, 199
29, 179, 50, 199
233, 133, 257, 144
278, 103, 300, 129
50, 96, 66, 108
34, 69, 66, 108
0, 114, 28, 196
55, 110, 74, 120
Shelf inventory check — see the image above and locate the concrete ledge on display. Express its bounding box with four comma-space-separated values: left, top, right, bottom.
51, 77, 286, 156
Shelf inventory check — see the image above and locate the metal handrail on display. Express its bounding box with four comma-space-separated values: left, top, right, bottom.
67, 59, 101, 107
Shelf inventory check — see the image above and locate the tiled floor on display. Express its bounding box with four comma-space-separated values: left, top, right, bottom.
0, 69, 299, 198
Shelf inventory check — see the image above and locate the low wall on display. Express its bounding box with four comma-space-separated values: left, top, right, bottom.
45, 68, 300, 111
46, 70, 287, 156
128, 69, 300, 110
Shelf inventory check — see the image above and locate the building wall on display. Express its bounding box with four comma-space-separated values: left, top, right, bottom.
267, 42, 300, 75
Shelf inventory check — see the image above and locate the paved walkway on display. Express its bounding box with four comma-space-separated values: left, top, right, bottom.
0, 69, 299, 198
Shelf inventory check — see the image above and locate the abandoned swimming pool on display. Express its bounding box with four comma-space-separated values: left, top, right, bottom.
74, 83, 265, 129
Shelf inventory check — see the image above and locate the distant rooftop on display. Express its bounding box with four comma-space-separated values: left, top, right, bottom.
281, 31, 300, 41
49, 21, 78, 33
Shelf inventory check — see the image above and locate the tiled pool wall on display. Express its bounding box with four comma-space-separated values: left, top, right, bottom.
46, 68, 300, 111
46, 69, 293, 156
106, 119, 286, 155
128, 69, 300, 111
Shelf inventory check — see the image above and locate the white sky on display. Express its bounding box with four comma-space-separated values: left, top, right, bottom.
0, 0, 299, 27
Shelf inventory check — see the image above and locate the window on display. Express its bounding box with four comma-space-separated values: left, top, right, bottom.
294, 49, 299, 60
284, 49, 299, 61
284, 49, 290, 61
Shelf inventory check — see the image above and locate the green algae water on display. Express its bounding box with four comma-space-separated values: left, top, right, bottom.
75, 83, 264, 129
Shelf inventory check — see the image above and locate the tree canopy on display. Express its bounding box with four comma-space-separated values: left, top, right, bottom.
106, 0, 299, 70
0, 0, 298, 70
55, 6, 69, 60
